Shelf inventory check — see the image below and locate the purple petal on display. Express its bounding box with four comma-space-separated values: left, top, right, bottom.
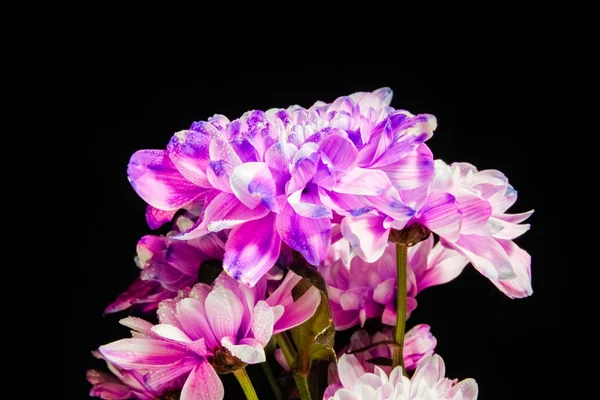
356, 118, 395, 167
221, 337, 266, 364
177, 298, 219, 349
230, 162, 278, 211
449, 234, 515, 280
365, 187, 415, 225
320, 188, 372, 217
416, 192, 461, 242
276, 203, 331, 266
287, 144, 319, 193
265, 140, 297, 172
167, 130, 212, 187
333, 167, 392, 195
273, 285, 320, 334
104, 279, 164, 314
205, 286, 245, 340
265, 270, 303, 308
341, 214, 389, 263
99, 338, 190, 370
377, 144, 434, 190
319, 134, 358, 172
128, 150, 206, 211
87, 372, 142, 399
223, 212, 281, 287
206, 160, 235, 193
492, 239, 532, 298
146, 206, 177, 229
175, 193, 269, 240
373, 87, 394, 105
180, 361, 224, 400
330, 302, 360, 330
458, 195, 492, 235
288, 183, 332, 219
165, 241, 205, 276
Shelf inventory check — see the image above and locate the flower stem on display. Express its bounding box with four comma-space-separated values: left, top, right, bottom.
233, 368, 259, 400
392, 242, 408, 373
275, 333, 312, 400
260, 362, 283, 400
294, 372, 312, 400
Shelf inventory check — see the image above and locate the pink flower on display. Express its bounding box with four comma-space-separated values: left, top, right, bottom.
99, 271, 320, 400
105, 216, 226, 314
324, 353, 478, 400
87, 351, 162, 399
127, 88, 430, 286
321, 237, 468, 330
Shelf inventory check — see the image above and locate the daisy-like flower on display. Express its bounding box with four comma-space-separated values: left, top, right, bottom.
324, 353, 478, 400
99, 271, 320, 400
104, 215, 226, 314
127, 88, 435, 286
320, 237, 468, 330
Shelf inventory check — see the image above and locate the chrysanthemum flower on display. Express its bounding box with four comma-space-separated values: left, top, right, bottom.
105, 216, 226, 314
99, 271, 320, 399
324, 353, 478, 400
320, 237, 468, 329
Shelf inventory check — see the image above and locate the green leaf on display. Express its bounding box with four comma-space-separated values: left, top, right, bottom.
289, 262, 336, 374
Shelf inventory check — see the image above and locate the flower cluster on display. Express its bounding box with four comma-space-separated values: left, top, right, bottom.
88, 88, 532, 399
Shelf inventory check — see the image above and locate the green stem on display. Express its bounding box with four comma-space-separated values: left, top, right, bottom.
294, 372, 312, 400
260, 362, 283, 400
233, 368, 259, 400
392, 242, 407, 373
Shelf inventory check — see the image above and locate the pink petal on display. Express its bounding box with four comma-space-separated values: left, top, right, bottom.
230, 162, 278, 211
373, 87, 394, 105
165, 241, 205, 276
128, 150, 206, 211
288, 184, 332, 219
265, 270, 303, 308
177, 298, 219, 349
119, 317, 157, 336
276, 203, 331, 266
331, 302, 360, 330
451, 378, 479, 400
274, 349, 291, 372
417, 243, 469, 292
449, 234, 515, 280
167, 130, 212, 187
287, 144, 319, 193
365, 187, 415, 224
333, 167, 392, 195
489, 217, 531, 240
180, 361, 224, 400
205, 286, 245, 340
144, 358, 197, 391
492, 239, 532, 298
223, 212, 282, 287
495, 210, 534, 224
251, 301, 275, 347
417, 192, 461, 242
175, 193, 269, 240
319, 134, 358, 172
378, 144, 434, 190
104, 279, 164, 315
373, 278, 395, 305
207, 159, 236, 193
273, 285, 321, 334
408, 235, 434, 279
146, 205, 177, 229
99, 338, 189, 370
320, 189, 372, 217
341, 214, 389, 263
337, 354, 366, 392
151, 324, 192, 343
221, 337, 266, 364
458, 195, 492, 235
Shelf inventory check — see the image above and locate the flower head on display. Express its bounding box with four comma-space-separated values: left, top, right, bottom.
99, 271, 320, 399
324, 353, 478, 400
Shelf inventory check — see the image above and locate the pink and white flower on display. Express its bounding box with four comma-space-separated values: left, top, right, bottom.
324, 353, 478, 400
99, 271, 320, 400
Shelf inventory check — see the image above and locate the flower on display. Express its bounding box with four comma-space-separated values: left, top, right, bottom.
321, 237, 468, 329
127, 88, 436, 286
324, 353, 478, 400
104, 215, 226, 314
99, 271, 320, 400
423, 161, 533, 298
87, 351, 162, 399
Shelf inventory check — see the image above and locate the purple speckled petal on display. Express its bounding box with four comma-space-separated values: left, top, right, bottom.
206, 160, 235, 193
167, 130, 212, 187
276, 203, 331, 266
145, 206, 177, 229
377, 144, 434, 190
230, 162, 278, 211
223, 213, 281, 287
128, 150, 206, 211
175, 193, 269, 240
180, 361, 224, 400
341, 214, 389, 263
416, 192, 462, 242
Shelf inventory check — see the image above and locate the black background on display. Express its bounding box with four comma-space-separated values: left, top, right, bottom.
73, 60, 557, 399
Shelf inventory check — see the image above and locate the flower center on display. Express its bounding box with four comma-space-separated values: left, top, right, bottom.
211, 346, 247, 374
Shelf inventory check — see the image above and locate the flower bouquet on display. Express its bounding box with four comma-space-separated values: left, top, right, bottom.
87, 88, 532, 399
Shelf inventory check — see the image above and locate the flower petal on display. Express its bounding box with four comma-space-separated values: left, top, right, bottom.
180, 361, 224, 400
276, 203, 331, 266
223, 212, 282, 287
288, 183, 332, 219
146, 206, 177, 229
99, 338, 189, 370
251, 300, 275, 347
177, 298, 219, 349
167, 130, 212, 187
128, 150, 206, 211
204, 286, 245, 340
151, 324, 192, 343
416, 192, 461, 242
377, 144, 434, 190
333, 167, 391, 195
337, 354, 366, 392
341, 214, 389, 263
230, 162, 278, 211
449, 234, 515, 280
417, 243, 469, 292
492, 239, 532, 298
221, 337, 266, 364
273, 285, 321, 334
458, 195, 492, 235
319, 134, 358, 172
